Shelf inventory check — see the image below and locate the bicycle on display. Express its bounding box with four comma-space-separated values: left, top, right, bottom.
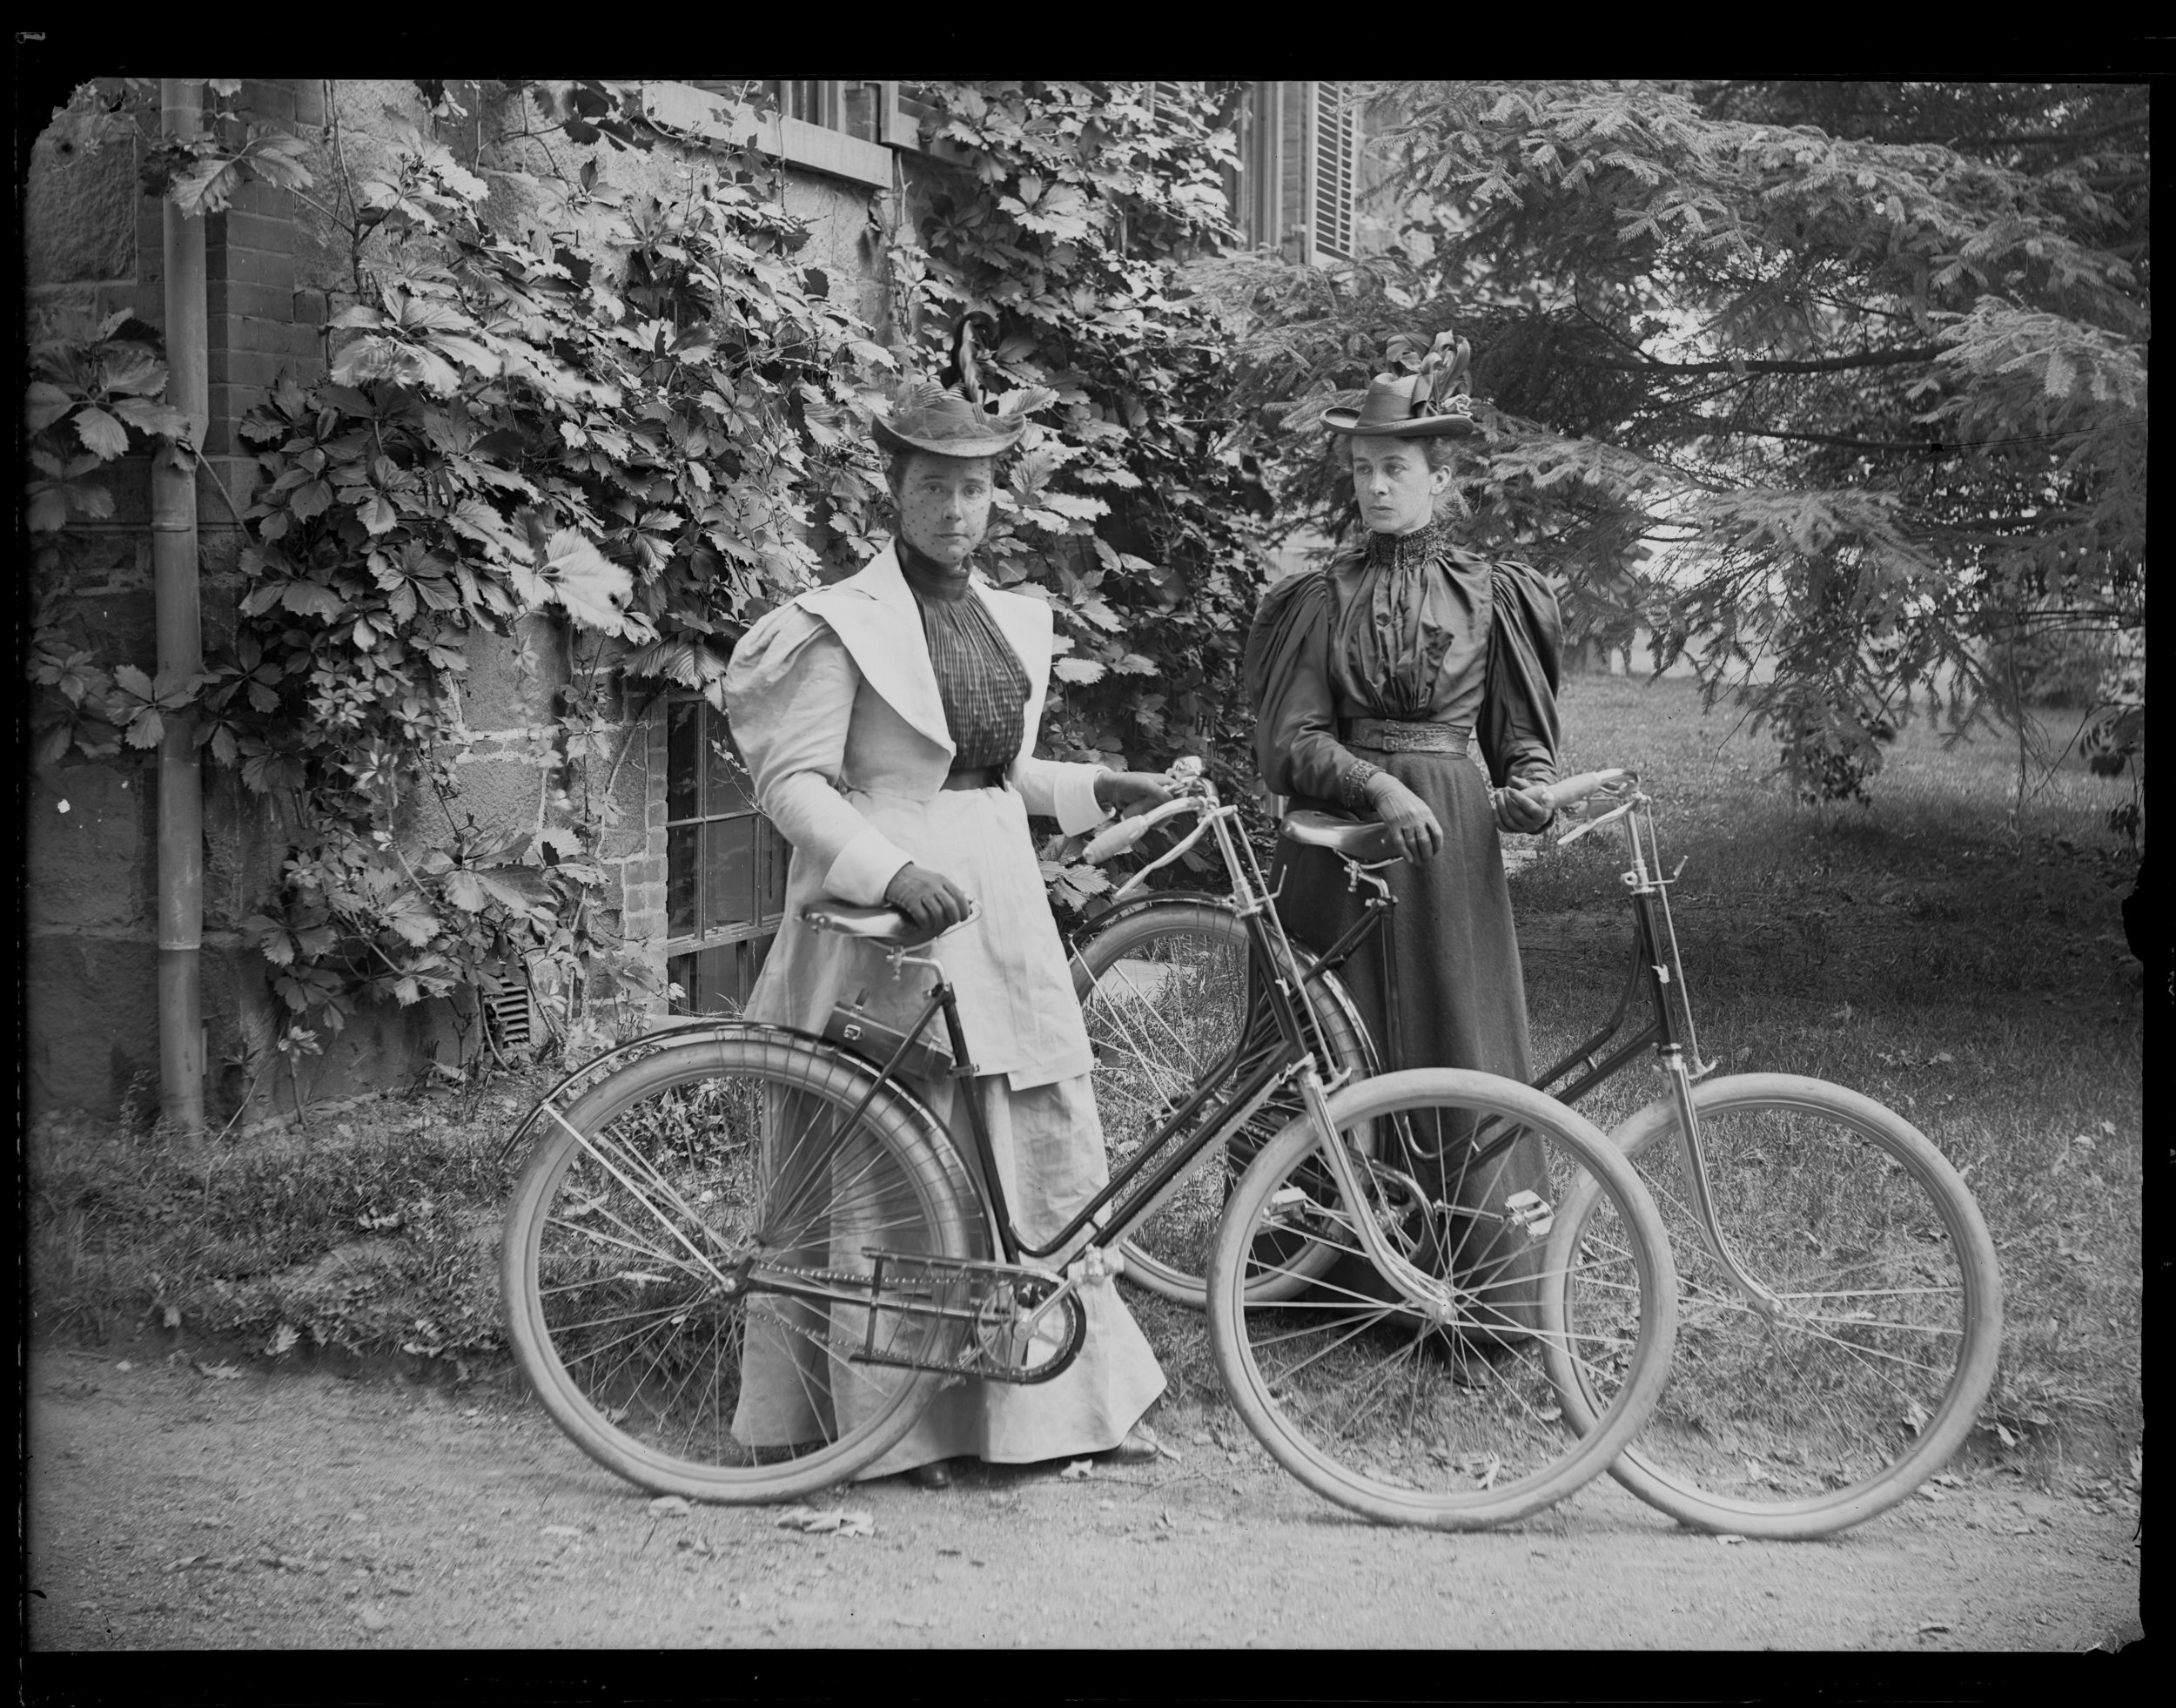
500, 764, 1680, 1530
1068, 769, 2004, 1539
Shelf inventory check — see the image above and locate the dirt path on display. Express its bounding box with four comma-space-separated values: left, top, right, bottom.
25, 1342, 2140, 1657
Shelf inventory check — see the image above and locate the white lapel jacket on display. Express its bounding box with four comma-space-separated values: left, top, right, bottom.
721, 545, 1112, 1087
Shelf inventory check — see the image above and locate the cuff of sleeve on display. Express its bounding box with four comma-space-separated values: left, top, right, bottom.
824, 828, 915, 908
1054, 765, 1111, 837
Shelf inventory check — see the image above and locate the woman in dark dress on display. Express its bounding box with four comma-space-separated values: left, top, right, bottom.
1243, 340, 1561, 1331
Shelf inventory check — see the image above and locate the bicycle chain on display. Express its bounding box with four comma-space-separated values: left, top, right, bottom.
682, 1255, 1067, 1382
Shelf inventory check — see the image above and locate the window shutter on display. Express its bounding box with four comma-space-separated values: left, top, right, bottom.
1146, 81, 1188, 122
1310, 82, 1357, 261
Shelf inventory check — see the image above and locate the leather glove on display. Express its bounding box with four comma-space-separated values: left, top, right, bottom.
884, 862, 973, 931
1364, 773, 1444, 864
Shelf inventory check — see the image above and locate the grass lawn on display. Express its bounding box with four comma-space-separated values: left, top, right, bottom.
27, 674, 2144, 1471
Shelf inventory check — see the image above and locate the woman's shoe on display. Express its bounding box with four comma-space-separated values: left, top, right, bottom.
906, 1459, 955, 1489
1099, 1424, 1160, 1465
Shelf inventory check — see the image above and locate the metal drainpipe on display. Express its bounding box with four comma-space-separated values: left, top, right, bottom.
153, 77, 208, 1133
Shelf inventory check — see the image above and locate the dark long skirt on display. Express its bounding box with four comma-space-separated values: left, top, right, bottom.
1272, 748, 1547, 1334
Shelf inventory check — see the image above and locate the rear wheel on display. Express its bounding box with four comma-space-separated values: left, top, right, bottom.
1554, 1074, 2003, 1538
1071, 899, 1373, 1306
502, 1028, 978, 1503
1209, 1070, 1677, 1529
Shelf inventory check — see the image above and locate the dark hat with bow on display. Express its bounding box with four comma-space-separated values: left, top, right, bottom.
1321, 332, 1479, 439
868, 313, 1054, 459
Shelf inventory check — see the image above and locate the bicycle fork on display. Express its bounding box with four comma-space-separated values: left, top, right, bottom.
1615, 804, 1787, 1324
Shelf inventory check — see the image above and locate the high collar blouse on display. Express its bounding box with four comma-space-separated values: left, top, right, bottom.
897, 536, 1031, 770
1243, 517, 1563, 806
1330, 515, 1494, 723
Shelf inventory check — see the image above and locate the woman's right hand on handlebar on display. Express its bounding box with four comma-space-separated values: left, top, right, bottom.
884, 862, 973, 931
1364, 774, 1443, 864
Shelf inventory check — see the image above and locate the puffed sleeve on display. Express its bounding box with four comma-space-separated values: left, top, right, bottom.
722, 602, 914, 906
1243, 569, 1371, 806
1479, 561, 1562, 790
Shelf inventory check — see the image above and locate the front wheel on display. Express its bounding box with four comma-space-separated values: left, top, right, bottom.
1553, 1074, 2004, 1539
1208, 1069, 1678, 1530
501, 1028, 981, 1503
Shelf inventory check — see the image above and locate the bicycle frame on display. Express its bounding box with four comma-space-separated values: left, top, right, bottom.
794, 775, 1488, 1337
1224, 780, 1783, 1316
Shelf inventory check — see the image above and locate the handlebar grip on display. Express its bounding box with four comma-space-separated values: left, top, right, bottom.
1082, 814, 1152, 864
1547, 769, 1637, 812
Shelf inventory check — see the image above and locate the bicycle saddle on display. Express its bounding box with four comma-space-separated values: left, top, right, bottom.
1279, 810, 1399, 862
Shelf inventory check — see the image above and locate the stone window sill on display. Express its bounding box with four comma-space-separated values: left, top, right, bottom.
640, 81, 901, 188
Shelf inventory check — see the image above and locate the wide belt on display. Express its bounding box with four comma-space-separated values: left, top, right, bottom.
1340, 718, 1471, 756
941, 765, 1005, 790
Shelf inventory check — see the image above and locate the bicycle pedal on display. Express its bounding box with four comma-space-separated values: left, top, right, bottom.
1503, 1190, 1555, 1238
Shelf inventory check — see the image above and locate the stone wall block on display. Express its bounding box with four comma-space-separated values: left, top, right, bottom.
25, 762, 154, 934
24, 129, 141, 286
24, 934, 162, 1118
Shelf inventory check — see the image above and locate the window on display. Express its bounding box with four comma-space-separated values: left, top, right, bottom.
1220, 82, 1361, 266
658, 80, 899, 184
662, 696, 790, 1013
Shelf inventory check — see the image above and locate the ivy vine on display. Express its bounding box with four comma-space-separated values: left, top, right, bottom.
27, 77, 1273, 1093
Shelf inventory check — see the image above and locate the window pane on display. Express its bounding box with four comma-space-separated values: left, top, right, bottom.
843, 82, 880, 142
704, 712, 756, 813
702, 815, 759, 934
667, 700, 702, 820
667, 824, 700, 938
762, 820, 789, 919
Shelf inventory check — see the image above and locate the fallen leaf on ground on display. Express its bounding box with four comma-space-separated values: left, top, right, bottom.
1917, 1620, 1951, 1635
357, 1605, 389, 1631
116, 1361, 131, 1372
193, 1362, 245, 1382
1058, 1459, 1095, 1480
49, 1379, 98, 1399
648, 1496, 692, 1516
771, 1507, 873, 1537
541, 1524, 585, 1540
1716, 1534, 1746, 1546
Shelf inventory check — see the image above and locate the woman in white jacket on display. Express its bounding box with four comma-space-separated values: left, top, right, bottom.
721, 373, 1171, 1487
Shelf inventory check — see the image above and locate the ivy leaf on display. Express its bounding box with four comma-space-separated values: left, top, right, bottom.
442, 870, 487, 913
536, 529, 632, 635
357, 494, 400, 536
111, 396, 193, 441
379, 889, 440, 947
279, 582, 346, 621
1053, 658, 1106, 684
168, 153, 247, 218
26, 382, 74, 432
73, 407, 131, 460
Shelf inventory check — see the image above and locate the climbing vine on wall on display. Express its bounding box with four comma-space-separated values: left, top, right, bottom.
27, 77, 1275, 1076
871, 81, 1274, 786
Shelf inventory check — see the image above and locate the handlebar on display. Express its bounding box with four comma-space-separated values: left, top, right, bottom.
1545, 769, 1637, 814
1080, 793, 1205, 864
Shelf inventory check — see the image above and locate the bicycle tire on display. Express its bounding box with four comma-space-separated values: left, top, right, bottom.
1208, 1068, 1678, 1530
1071, 898, 1373, 1306
502, 1026, 983, 1503
1552, 1073, 2004, 1539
